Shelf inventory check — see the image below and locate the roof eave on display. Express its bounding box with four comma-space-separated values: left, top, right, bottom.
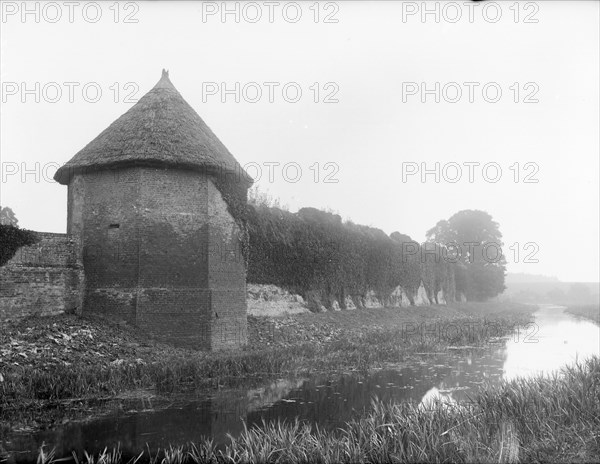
53, 160, 254, 187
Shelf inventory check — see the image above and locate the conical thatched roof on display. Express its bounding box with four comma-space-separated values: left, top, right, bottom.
54, 70, 252, 186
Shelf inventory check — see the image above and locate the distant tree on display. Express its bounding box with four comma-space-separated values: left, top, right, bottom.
0, 206, 18, 226
426, 210, 503, 251
427, 210, 506, 301
425, 219, 451, 243
567, 283, 592, 303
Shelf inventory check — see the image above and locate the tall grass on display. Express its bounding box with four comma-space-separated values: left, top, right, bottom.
34, 356, 599, 463
2, 315, 528, 414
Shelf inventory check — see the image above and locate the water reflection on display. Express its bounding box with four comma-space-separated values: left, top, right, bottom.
419, 387, 456, 409
502, 305, 600, 380
2, 305, 599, 462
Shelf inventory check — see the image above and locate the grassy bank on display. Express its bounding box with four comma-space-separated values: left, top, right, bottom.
36, 355, 600, 463
1, 302, 534, 428
565, 304, 600, 324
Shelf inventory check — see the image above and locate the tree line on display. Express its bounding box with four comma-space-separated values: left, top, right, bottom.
246, 199, 506, 308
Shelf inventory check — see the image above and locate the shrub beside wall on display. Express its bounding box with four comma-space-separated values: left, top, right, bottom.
0, 225, 38, 267
246, 205, 457, 310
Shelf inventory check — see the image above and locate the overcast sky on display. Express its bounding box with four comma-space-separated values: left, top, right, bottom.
1, 1, 598, 282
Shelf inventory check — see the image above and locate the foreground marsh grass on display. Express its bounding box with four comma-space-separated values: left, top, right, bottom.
36, 356, 600, 463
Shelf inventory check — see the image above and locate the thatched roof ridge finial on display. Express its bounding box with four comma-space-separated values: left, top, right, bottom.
154, 68, 174, 90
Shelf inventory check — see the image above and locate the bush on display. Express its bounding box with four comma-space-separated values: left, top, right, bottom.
246, 205, 456, 309
0, 224, 38, 266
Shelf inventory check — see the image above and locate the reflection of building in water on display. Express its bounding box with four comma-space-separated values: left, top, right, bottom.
2, 394, 250, 463
247, 378, 307, 411
3, 377, 311, 462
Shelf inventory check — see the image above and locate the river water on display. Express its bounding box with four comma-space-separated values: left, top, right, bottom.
2, 305, 599, 462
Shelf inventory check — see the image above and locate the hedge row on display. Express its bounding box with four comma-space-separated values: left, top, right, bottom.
246, 205, 458, 309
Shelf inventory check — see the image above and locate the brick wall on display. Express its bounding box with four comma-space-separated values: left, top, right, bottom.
69, 166, 248, 350
207, 179, 248, 349
73, 167, 141, 324
0, 232, 84, 322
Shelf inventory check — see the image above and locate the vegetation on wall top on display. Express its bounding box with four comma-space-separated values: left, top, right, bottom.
0, 224, 39, 267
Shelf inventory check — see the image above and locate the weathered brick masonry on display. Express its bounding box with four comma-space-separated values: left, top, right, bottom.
67, 167, 247, 349
0, 233, 84, 322
51, 70, 252, 350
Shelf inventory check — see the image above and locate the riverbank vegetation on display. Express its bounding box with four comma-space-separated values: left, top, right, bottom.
0, 223, 38, 266
34, 355, 599, 463
566, 304, 600, 323
1, 302, 533, 429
